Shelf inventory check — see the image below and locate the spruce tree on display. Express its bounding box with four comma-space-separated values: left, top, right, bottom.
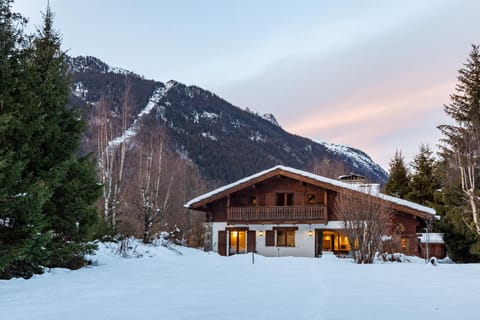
26, 5, 102, 269
1, 3, 101, 278
0, 0, 52, 279
384, 150, 410, 198
406, 144, 439, 205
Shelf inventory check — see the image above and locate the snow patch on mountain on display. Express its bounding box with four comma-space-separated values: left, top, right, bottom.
319, 141, 385, 175
192, 111, 220, 124
68, 56, 138, 77
107, 86, 169, 149
250, 131, 266, 142
202, 111, 219, 119
231, 119, 242, 128
201, 132, 217, 141
73, 82, 89, 100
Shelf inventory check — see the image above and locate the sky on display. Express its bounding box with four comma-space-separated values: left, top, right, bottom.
12, 0, 480, 170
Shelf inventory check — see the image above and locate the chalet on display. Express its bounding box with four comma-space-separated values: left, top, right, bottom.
185, 166, 437, 258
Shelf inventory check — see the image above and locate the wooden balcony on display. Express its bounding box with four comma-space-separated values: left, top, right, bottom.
227, 205, 327, 224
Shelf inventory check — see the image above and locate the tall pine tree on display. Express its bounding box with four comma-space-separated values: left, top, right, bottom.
0, 3, 101, 278
26, 5, 102, 269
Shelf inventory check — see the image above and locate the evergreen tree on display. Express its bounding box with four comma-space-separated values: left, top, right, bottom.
384, 150, 410, 198
0, 0, 52, 279
438, 44, 480, 259
406, 144, 439, 205
0, 3, 101, 278
26, 5, 101, 269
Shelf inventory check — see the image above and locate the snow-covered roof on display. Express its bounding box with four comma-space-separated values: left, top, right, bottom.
184, 165, 436, 217
418, 233, 444, 244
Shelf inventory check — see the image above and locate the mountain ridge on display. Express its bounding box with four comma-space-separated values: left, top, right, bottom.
69, 55, 388, 184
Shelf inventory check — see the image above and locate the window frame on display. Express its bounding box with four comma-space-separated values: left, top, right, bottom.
275, 192, 294, 206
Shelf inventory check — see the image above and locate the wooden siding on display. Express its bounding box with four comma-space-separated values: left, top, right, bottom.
227, 205, 327, 224
419, 243, 445, 259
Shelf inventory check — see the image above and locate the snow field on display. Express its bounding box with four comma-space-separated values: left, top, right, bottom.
1, 241, 479, 320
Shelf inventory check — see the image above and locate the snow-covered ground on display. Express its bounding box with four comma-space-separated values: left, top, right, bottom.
1, 241, 479, 320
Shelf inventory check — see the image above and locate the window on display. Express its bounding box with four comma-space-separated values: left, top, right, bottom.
307, 194, 316, 204
401, 238, 408, 252
265, 229, 296, 247
275, 193, 294, 206
277, 230, 295, 247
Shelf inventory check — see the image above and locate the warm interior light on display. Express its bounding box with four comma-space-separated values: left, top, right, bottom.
259, 231, 264, 236
325, 236, 331, 240
308, 230, 313, 237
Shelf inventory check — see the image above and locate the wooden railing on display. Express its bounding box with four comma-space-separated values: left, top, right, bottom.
227, 205, 327, 224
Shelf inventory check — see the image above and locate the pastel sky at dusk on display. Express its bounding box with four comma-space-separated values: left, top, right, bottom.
14, 0, 480, 170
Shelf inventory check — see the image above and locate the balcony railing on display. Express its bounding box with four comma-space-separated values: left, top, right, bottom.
227, 205, 327, 224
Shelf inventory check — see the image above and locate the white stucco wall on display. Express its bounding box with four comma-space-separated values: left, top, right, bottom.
211, 222, 345, 258
253, 224, 315, 257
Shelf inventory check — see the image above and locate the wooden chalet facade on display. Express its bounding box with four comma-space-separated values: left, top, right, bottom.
185, 166, 437, 258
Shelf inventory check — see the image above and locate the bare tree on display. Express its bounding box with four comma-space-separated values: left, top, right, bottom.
93, 83, 131, 227
454, 132, 480, 235
131, 129, 178, 243
438, 45, 480, 237
335, 188, 393, 263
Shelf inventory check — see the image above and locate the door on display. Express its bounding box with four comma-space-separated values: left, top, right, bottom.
229, 230, 246, 255
322, 231, 336, 251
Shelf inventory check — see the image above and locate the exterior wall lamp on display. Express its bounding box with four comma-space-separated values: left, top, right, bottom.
308, 230, 313, 237
259, 231, 264, 236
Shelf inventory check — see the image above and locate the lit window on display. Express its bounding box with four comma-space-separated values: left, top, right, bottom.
401, 238, 408, 251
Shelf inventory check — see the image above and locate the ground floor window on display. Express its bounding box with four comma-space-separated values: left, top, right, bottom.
321, 231, 351, 252
277, 230, 295, 247
401, 238, 409, 253
265, 228, 297, 247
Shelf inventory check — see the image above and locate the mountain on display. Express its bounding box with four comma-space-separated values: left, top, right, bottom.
68, 56, 388, 184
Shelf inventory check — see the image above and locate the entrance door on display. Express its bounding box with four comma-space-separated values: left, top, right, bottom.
229, 230, 246, 255
322, 231, 336, 252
